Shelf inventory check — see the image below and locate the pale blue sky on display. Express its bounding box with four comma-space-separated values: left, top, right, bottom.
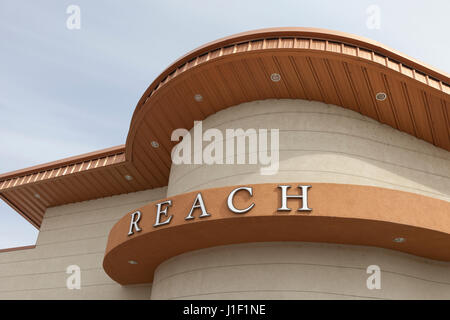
0, 0, 448, 249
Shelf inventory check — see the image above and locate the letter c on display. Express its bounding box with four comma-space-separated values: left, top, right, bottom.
227, 187, 255, 214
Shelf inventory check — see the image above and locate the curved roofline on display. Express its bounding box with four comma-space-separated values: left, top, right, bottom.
3, 27, 447, 184
0, 145, 125, 181
185, 28, 450, 80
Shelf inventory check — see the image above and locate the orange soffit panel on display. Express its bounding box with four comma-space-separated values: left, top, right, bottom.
103, 183, 450, 285
0, 27, 449, 227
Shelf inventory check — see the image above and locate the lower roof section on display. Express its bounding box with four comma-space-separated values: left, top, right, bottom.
0, 146, 127, 228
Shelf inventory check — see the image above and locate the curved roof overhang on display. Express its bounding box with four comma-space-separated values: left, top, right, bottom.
0, 27, 449, 228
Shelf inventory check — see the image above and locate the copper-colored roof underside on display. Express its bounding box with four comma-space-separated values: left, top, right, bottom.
1, 27, 449, 228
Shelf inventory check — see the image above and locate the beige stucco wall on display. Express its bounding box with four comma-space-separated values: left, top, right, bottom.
155, 98, 450, 299
151, 242, 450, 300
0, 187, 166, 299
167, 99, 450, 201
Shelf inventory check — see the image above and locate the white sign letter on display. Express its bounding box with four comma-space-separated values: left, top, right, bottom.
227, 187, 255, 214
278, 185, 312, 211
185, 193, 211, 220
154, 200, 173, 227
128, 211, 142, 236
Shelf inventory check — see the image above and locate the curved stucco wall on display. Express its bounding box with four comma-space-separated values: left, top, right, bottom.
167, 99, 450, 201
150, 242, 450, 300
155, 99, 450, 299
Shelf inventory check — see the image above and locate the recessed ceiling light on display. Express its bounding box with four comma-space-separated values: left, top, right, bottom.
393, 237, 406, 243
128, 260, 138, 265
270, 73, 281, 82
124, 175, 133, 181
194, 94, 203, 102
34, 193, 41, 199
151, 141, 159, 148
376, 92, 387, 101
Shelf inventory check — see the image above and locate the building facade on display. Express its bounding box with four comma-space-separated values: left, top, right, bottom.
0, 28, 449, 299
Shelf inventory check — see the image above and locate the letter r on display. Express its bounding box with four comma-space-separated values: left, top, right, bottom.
128, 211, 142, 236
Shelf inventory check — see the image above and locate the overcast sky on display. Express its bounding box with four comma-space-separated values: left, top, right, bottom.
0, 0, 448, 249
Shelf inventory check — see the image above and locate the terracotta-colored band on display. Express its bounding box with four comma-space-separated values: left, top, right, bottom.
103, 183, 450, 285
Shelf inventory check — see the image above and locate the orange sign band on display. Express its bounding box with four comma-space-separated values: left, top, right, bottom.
103, 183, 450, 285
